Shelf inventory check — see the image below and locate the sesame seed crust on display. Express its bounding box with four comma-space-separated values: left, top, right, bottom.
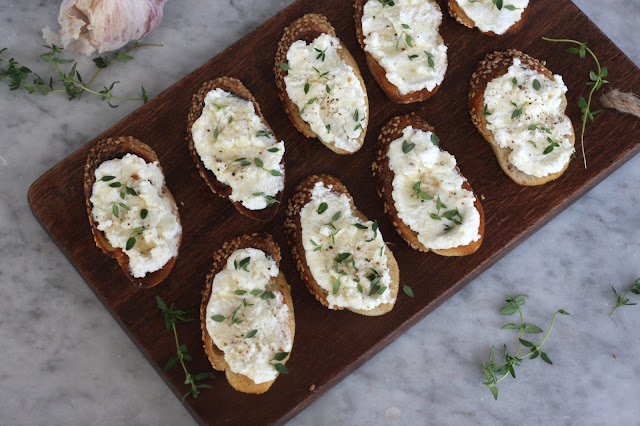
186, 77, 284, 221
274, 13, 368, 154
468, 49, 574, 186
284, 174, 399, 316
372, 114, 485, 256
199, 232, 295, 394
84, 136, 182, 288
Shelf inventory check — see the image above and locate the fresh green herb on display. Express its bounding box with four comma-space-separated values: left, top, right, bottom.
353, 109, 359, 122
504, 4, 518, 10
403, 284, 414, 298
325, 84, 332, 94
271, 352, 290, 374
233, 157, 252, 167
510, 102, 526, 120
354, 223, 368, 230
402, 139, 416, 154
543, 137, 560, 155
312, 67, 329, 80
528, 140, 537, 148
366, 221, 379, 242
304, 80, 310, 94
482, 295, 569, 400
492, 0, 503, 9
126, 236, 136, 250
213, 103, 228, 111
609, 278, 640, 316
367, 269, 384, 296
324, 211, 341, 230
318, 202, 328, 214
1, 41, 160, 107
314, 46, 327, 62
213, 125, 220, 139
430, 133, 439, 146
109, 182, 122, 188
377, 0, 396, 6
482, 104, 492, 116
252, 192, 280, 207
310, 239, 323, 252
280, 62, 290, 71
408, 54, 419, 61
267, 147, 280, 153
140, 209, 148, 219
332, 277, 341, 294
395, 24, 413, 50
326, 124, 331, 133
512, 77, 518, 88
234, 256, 251, 272
297, 97, 317, 116
256, 130, 271, 138
234, 290, 247, 295
253, 157, 282, 176
424, 51, 435, 69
245, 329, 258, 339
156, 296, 212, 401
542, 37, 609, 168
412, 181, 434, 200
100, 175, 116, 182
533, 79, 541, 91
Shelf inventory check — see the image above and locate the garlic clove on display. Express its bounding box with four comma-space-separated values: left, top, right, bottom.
43, 0, 167, 55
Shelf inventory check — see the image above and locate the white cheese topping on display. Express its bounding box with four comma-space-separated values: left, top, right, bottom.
284, 33, 367, 153
388, 126, 481, 250
205, 248, 293, 384
191, 88, 285, 210
483, 58, 575, 177
361, 0, 448, 95
455, 0, 529, 35
300, 182, 395, 310
90, 154, 181, 278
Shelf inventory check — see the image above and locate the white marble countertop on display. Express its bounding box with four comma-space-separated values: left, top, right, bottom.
1, 1, 639, 424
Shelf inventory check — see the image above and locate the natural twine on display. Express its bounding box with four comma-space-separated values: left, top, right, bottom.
600, 89, 640, 118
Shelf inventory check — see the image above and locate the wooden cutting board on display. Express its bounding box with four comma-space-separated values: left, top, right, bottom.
28, 0, 640, 424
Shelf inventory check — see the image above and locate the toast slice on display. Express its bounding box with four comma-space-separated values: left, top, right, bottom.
200, 233, 294, 394
372, 114, 484, 256
274, 14, 368, 154
447, 0, 530, 36
187, 77, 284, 221
354, 0, 448, 104
84, 136, 182, 288
284, 174, 399, 316
469, 49, 575, 185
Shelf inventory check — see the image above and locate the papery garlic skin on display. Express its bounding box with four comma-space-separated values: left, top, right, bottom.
43, 0, 167, 55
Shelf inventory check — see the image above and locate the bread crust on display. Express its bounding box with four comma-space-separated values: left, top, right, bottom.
274, 14, 368, 154
446, 0, 530, 36
354, 0, 446, 104
372, 114, 484, 256
83, 136, 182, 288
199, 233, 295, 394
469, 49, 575, 186
186, 77, 284, 221
284, 174, 399, 316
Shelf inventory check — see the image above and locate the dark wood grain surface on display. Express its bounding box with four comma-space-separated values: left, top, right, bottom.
28, 0, 640, 424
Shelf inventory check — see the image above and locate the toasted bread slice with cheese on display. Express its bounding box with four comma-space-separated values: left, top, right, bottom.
372, 114, 484, 256
469, 49, 575, 185
187, 77, 285, 221
275, 14, 369, 155
84, 136, 182, 288
285, 174, 399, 316
354, 0, 448, 104
200, 233, 294, 394
447, 0, 530, 36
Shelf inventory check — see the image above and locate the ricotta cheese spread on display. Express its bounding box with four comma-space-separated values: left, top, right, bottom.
361, 0, 448, 95
455, 0, 529, 35
300, 182, 395, 311
205, 248, 293, 384
483, 58, 575, 177
388, 126, 481, 250
284, 33, 367, 153
90, 154, 182, 278
191, 88, 285, 210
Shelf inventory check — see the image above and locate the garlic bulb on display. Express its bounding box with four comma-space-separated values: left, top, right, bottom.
42, 0, 167, 55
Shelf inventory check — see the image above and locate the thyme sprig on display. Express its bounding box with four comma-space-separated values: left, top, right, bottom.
1, 40, 160, 107
609, 277, 640, 316
156, 296, 212, 401
542, 37, 609, 168
482, 295, 569, 400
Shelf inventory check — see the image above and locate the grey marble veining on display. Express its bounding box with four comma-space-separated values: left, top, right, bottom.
1, 1, 639, 425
